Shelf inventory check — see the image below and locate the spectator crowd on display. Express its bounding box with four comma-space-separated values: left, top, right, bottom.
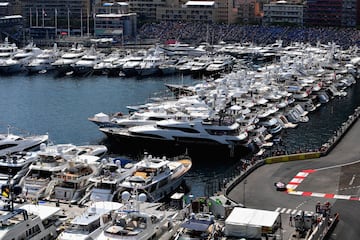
138, 21, 360, 49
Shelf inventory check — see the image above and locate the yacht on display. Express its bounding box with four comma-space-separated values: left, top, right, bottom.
93, 52, 123, 76
26, 44, 61, 74
0, 202, 61, 240
95, 191, 179, 240
57, 201, 123, 240
72, 45, 104, 76
51, 43, 86, 76
159, 41, 207, 56
116, 153, 192, 203
205, 55, 234, 75
121, 55, 144, 77
158, 57, 179, 75
0, 42, 42, 74
0, 37, 18, 73
88, 157, 137, 202
19, 143, 107, 200
0, 129, 48, 156
189, 55, 212, 76
0, 151, 38, 186
135, 52, 164, 77
51, 156, 100, 204
257, 117, 283, 136
100, 118, 249, 148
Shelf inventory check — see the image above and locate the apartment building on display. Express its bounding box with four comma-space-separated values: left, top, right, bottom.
263, 0, 303, 26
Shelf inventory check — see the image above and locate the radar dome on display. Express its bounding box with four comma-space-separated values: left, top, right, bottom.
40, 143, 46, 151
138, 193, 147, 202
121, 191, 131, 201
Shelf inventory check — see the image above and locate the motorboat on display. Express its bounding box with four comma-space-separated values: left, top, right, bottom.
0, 202, 61, 240
51, 156, 100, 204
189, 55, 212, 75
0, 42, 42, 74
95, 191, 179, 240
257, 117, 283, 136
57, 201, 123, 240
205, 55, 234, 75
88, 157, 137, 202
26, 44, 61, 74
116, 153, 192, 203
0, 128, 48, 156
19, 143, 107, 200
158, 57, 179, 75
0, 151, 38, 186
93, 51, 124, 76
101, 118, 249, 148
72, 45, 104, 76
121, 55, 145, 77
0, 37, 18, 74
135, 49, 164, 77
51, 43, 86, 76
159, 41, 207, 56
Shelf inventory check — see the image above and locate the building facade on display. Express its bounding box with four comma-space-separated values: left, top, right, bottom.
303, 0, 343, 27
263, 0, 303, 26
157, 1, 217, 22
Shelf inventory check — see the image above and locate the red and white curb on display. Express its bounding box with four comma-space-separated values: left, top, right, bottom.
286, 169, 316, 191
286, 169, 360, 201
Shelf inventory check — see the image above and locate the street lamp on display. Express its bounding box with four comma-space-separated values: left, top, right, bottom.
243, 179, 247, 207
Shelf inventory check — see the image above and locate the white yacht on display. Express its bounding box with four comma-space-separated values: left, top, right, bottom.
52, 43, 86, 76
189, 55, 212, 75
0, 42, 42, 74
205, 55, 234, 74
135, 52, 164, 77
0, 37, 18, 73
58, 201, 123, 240
26, 44, 61, 74
20, 143, 107, 200
0, 129, 48, 156
257, 117, 283, 136
0, 151, 38, 186
51, 156, 100, 204
121, 55, 144, 77
100, 118, 249, 148
88, 157, 137, 202
95, 191, 179, 240
72, 45, 104, 76
117, 154, 192, 203
159, 41, 207, 56
0, 202, 61, 240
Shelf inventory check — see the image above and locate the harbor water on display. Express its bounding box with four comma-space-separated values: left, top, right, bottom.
0, 73, 359, 197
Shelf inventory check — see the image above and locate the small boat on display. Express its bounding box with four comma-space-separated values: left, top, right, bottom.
0, 127, 48, 156
58, 201, 123, 240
